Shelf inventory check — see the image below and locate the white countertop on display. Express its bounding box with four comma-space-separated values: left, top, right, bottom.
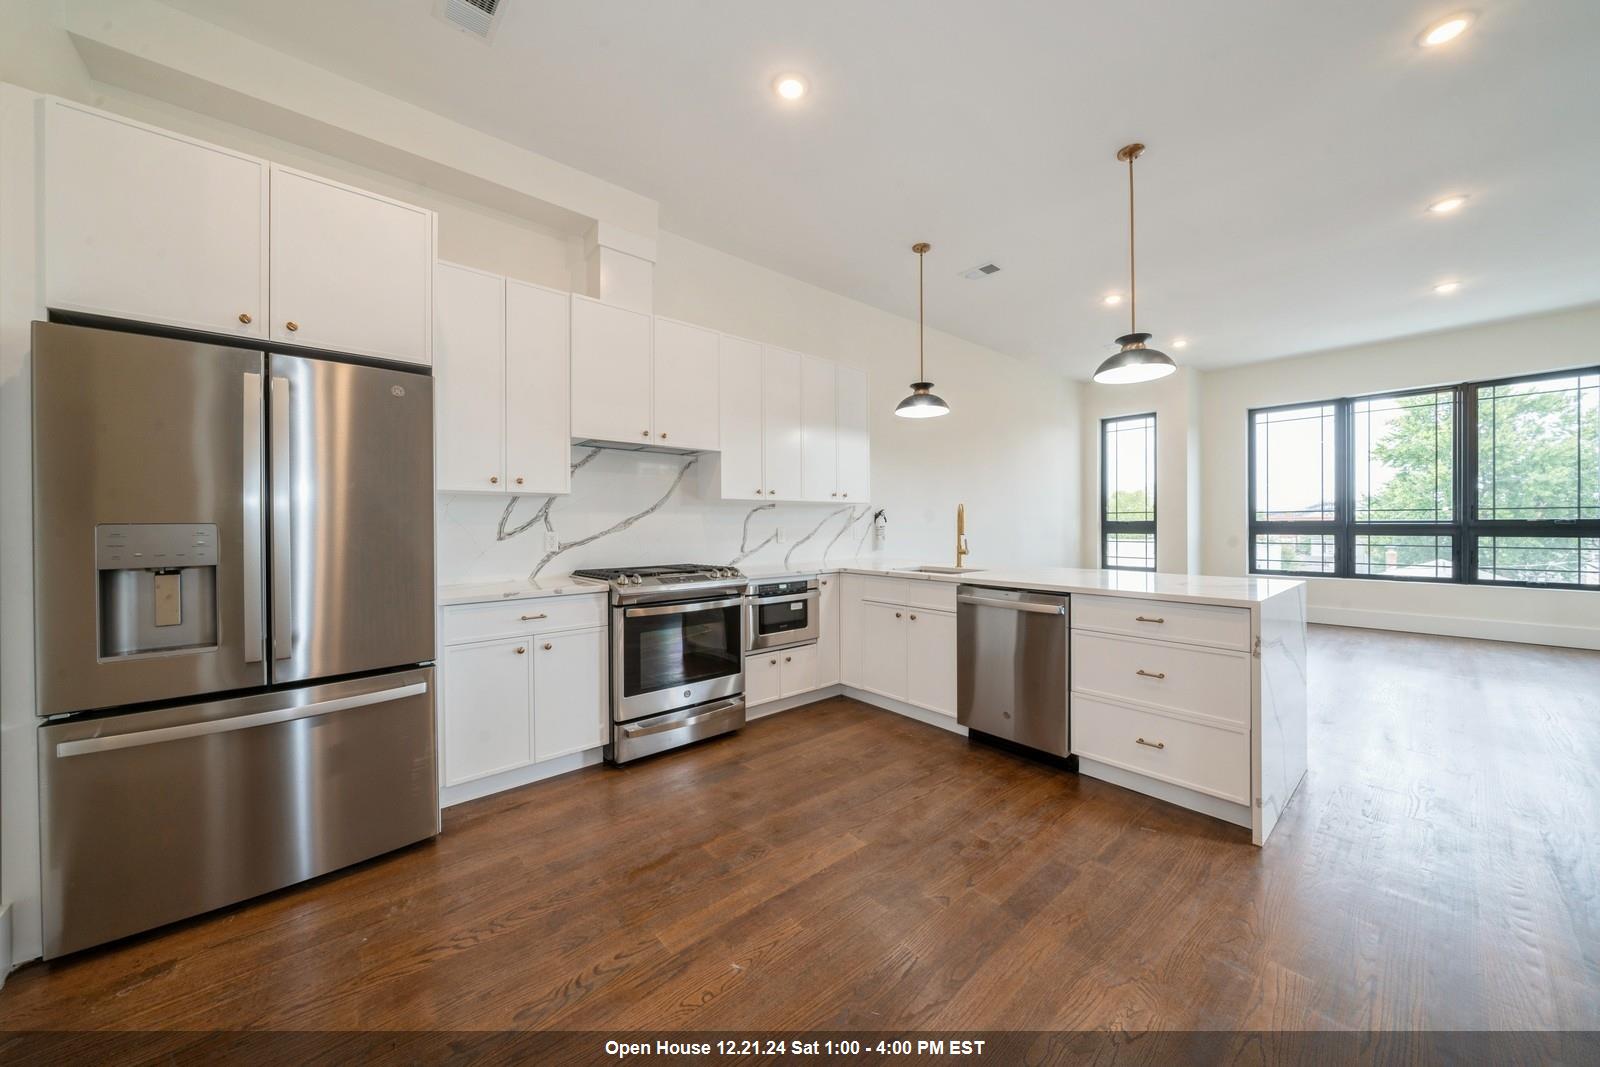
438, 560, 1301, 609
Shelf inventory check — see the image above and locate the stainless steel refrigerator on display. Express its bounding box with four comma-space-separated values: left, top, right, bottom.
32, 321, 439, 958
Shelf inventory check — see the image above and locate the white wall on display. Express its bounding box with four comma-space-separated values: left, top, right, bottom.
1078, 368, 1200, 574
1196, 304, 1600, 649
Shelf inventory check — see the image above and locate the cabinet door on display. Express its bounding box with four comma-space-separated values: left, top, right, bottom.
269, 166, 433, 364
505, 280, 571, 494
570, 296, 652, 445
835, 364, 871, 504
779, 643, 820, 698
653, 318, 720, 451
443, 637, 532, 786
761, 346, 805, 502
43, 101, 268, 339
745, 652, 781, 707
434, 263, 505, 493
532, 628, 607, 761
857, 601, 908, 702
718, 335, 765, 500
800, 355, 839, 502
906, 610, 957, 717
816, 576, 841, 687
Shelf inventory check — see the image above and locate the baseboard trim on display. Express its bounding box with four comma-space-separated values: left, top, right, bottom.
441, 748, 605, 808
748, 684, 843, 720
1309, 604, 1600, 650
840, 687, 967, 737
1076, 756, 1251, 830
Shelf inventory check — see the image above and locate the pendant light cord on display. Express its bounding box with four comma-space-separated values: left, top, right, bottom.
1127, 151, 1137, 335
918, 246, 926, 380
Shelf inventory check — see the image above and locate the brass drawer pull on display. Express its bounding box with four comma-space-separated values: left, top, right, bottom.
1135, 615, 1164, 624
1136, 669, 1166, 679
1135, 737, 1165, 749
519, 612, 548, 621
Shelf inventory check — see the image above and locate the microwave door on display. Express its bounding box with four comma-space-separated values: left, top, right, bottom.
31, 322, 268, 716
266, 354, 435, 685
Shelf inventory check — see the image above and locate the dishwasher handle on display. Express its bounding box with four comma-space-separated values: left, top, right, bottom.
956, 592, 1066, 615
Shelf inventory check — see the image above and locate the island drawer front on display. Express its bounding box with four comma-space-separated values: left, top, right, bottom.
442, 595, 606, 645
1072, 594, 1250, 652
1071, 630, 1250, 726
855, 575, 957, 612
1071, 695, 1249, 805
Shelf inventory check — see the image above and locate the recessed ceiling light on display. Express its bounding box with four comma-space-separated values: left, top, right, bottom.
1433, 280, 1461, 294
1171, 338, 1189, 349
1428, 195, 1469, 214
1420, 13, 1474, 47
773, 74, 808, 101
1102, 292, 1123, 306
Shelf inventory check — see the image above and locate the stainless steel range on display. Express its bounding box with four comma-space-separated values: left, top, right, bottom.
572, 564, 749, 763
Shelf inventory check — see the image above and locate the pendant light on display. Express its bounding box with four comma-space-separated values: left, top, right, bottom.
895, 242, 950, 418
1093, 143, 1177, 385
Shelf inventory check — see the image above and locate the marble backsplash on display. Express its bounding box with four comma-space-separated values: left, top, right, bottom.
437, 446, 880, 585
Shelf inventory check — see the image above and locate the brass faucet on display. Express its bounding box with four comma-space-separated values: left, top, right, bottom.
955, 503, 969, 567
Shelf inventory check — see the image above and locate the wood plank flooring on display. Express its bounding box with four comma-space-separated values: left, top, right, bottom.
1, 624, 1597, 1031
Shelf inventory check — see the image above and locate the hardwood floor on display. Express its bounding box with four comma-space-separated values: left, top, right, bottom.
1, 624, 1597, 1032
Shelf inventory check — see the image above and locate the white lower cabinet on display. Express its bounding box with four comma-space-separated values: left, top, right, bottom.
905, 610, 957, 717
745, 643, 820, 707
816, 576, 841, 687
442, 636, 531, 785
856, 600, 910, 703
839, 576, 960, 719
1070, 695, 1249, 805
440, 598, 607, 787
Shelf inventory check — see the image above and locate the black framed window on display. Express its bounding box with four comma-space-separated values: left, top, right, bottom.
1101, 413, 1156, 571
1248, 366, 1599, 590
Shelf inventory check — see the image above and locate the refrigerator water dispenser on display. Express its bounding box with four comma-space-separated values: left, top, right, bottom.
96, 524, 219, 658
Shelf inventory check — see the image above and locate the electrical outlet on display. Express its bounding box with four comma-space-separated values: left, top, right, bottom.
775, 526, 786, 545
544, 531, 559, 552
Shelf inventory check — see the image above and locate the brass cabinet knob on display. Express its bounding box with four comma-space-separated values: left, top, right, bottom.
769, 658, 777, 665
755, 488, 764, 495
820, 580, 828, 586
660, 432, 668, 439
894, 612, 902, 618
842, 493, 849, 498
785, 655, 792, 663
831, 492, 837, 497
515, 646, 526, 655
909, 613, 918, 620
543, 642, 553, 651
641, 429, 650, 437
515, 476, 524, 485
285, 321, 299, 332
768, 489, 777, 496
490, 475, 499, 484
238, 313, 252, 324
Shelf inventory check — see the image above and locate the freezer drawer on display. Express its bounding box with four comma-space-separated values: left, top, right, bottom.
39, 668, 439, 958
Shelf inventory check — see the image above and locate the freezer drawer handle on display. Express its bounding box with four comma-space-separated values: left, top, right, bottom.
54, 682, 428, 759
621, 699, 742, 739
956, 593, 1066, 615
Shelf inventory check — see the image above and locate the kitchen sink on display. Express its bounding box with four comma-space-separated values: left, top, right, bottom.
892, 565, 985, 574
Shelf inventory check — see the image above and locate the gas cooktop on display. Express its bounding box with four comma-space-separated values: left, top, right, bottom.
571, 564, 747, 603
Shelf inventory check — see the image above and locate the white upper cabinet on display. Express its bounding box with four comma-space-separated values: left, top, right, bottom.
505, 280, 571, 494
652, 318, 721, 450
760, 346, 805, 502
434, 263, 505, 493
570, 295, 653, 445
269, 166, 433, 365
835, 364, 872, 503
800, 355, 838, 502
42, 100, 268, 339
717, 335, 766, 501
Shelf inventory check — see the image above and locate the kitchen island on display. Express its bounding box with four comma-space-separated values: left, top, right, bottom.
832, 563, 1308, 845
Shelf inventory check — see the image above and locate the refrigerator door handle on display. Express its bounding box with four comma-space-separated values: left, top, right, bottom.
53, 681, 429, 758
242, 371, 265, 663
269, 374, 292, 661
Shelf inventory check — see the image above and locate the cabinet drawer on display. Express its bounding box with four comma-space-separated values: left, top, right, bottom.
855, 575, 956, 612
1071, 630, 1250, 726
1072, 594, 1250, 651
1071, 695, 1248, 804
442, 595, 605, 645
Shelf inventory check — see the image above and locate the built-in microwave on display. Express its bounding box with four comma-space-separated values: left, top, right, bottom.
746, 577, 819, 652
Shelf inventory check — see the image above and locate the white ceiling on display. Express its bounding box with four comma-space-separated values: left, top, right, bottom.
163, 0, 1600, 377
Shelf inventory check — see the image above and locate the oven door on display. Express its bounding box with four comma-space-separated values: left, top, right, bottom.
614, 595, 745, 721
747, 590, 820, 651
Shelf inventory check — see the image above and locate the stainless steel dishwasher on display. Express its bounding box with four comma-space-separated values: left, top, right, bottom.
956, 585, 1070, 757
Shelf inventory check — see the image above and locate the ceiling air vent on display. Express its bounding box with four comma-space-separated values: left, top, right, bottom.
438, 0, 502, 40
961, 263, 1002, 280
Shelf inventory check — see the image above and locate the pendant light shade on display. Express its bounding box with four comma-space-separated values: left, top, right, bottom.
896, 242, 950, 418
1093, 144, 1177, 385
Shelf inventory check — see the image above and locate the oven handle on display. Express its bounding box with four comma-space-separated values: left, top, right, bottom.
621, 698, 744, 738
623, 595, 746, 619
751, 590, 818, 607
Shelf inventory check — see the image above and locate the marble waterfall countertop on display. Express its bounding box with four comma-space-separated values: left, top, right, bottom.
438, 560, 1302, 609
